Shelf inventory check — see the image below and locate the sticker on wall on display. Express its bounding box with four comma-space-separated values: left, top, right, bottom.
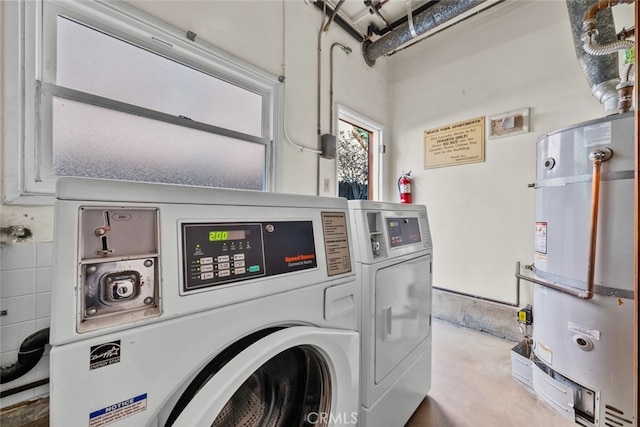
89, 393, 147, 427
90, 340, 121, 370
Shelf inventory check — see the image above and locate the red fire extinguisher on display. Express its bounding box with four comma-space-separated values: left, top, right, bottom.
398, 171, 412, 204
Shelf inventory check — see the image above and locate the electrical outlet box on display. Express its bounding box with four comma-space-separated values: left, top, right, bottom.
321, 134, 336, 159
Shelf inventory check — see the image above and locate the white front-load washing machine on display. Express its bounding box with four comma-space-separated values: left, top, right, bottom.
348, 201, 432, 427
49, 177, 360, 427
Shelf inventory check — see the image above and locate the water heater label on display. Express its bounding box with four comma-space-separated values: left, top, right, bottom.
536, 342, 553, 365
534, 253, 547, 272
568, 322, 601, 341
534, 222, 547, 254
582, 121, 612, 147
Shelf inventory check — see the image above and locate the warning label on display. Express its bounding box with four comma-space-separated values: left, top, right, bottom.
534, 222, 547, 254
89, 394, 147, 427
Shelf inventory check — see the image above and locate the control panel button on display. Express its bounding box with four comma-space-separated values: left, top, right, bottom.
200, 257, 214, 265
248, 265, 260, 273
218, 262, 230, 270
201, 272, 214, 280
201, 265, 214, 272
218, 270, 231, 277
234, 267, 246, 275
234, 260, 246, 268
217, 255, 230, 262
234, 254, 245, 261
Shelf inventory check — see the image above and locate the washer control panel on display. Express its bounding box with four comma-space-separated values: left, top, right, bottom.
386, 217, 422, 248
182, 221, 317, 291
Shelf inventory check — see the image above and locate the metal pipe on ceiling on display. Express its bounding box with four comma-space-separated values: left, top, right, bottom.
565, 0, 622, 115
313, 1, 365, 41
362, 0, 487, 66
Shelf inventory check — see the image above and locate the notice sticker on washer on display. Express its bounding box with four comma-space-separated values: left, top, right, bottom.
321, 212, 352, 276
568, 321, 601, 341
89, 394, 147, 426
90, 341, 121, 370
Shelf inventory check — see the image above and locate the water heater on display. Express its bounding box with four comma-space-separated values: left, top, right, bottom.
532, 112, 635, 427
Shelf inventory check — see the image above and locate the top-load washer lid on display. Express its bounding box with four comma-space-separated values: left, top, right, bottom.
166, 327, 359, 427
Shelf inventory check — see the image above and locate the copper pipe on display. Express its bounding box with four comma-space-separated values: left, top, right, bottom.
584, 151, 606, 298
583, 0, 634, 32
516, 148, 613, 299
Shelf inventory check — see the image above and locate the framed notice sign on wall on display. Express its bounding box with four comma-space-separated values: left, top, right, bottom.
423, 117, 485, 169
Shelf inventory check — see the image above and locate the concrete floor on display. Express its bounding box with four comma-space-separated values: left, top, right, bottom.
406, 320, 575, 427
1, 320, 575, 427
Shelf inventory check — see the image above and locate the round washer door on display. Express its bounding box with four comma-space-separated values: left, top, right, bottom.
172, 326, 359, 427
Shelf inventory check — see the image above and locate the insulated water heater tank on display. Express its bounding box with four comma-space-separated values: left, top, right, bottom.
532, 112, 635, 426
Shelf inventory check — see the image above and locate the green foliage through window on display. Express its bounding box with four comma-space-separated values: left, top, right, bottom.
338, 121, 369, 200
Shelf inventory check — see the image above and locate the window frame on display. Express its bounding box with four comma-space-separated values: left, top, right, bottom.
336, 104, 384, 201
3, 0, 283, 205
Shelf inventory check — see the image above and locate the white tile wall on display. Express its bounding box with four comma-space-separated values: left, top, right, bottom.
0, 242, 52, 409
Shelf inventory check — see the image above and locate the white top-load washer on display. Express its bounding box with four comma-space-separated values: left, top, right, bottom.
348, 201, 432, 427
50, 177, 360, 427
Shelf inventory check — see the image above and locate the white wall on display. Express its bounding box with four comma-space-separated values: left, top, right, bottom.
0, 0, 389, 405
0, 0, 389, 241
388, 0, 632, 304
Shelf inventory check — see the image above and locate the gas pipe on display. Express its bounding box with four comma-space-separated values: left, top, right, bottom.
398, 171, 412, 204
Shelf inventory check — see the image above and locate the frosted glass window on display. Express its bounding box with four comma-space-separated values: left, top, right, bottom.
56, 17, 263, 138
4, 0, 281, 202
52, 97, 266, 190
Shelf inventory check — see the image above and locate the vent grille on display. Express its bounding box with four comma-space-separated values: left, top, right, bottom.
575, 418, 591, 427
604, 404, 633, 427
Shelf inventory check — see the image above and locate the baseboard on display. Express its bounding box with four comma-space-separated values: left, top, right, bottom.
432, 288, 522, 342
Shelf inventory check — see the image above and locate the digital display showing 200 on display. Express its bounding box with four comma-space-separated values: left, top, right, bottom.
209, 230, 246, 241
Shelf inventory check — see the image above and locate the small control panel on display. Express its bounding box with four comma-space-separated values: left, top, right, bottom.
182, 221, 317, 291
183, 223, 265, 290
386, 217, 422, 248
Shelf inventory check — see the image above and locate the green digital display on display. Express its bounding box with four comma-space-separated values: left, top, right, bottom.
209, 230, 246, 241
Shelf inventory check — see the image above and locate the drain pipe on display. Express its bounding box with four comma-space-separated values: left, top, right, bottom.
362, 0, 487, 66
515, 149, 613, 300
566, 0, 623, 115
1, 328, 50, 384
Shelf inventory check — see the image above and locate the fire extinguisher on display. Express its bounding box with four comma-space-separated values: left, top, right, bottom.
398, 171, 412, 204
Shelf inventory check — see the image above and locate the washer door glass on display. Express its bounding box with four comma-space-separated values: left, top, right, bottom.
213, 346, 329, 426
169, 327, 359, 427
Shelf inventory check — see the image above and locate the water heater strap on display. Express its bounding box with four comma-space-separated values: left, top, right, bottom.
535, 170, 633, 188
533, 269, 634, 300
